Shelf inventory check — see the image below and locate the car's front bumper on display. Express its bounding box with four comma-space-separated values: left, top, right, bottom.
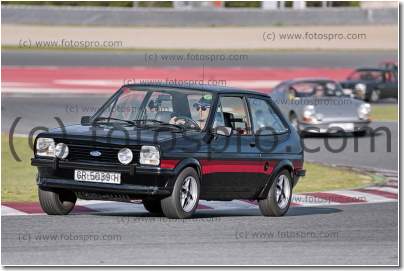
37, 177, 171, 197
32, 158, 176, 199
298, 120, 370, 134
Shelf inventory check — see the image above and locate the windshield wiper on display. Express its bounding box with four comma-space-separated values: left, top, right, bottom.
133, 119, 185, 131
93, 117, 137, 126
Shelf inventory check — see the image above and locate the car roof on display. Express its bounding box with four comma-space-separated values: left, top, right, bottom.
122, 83, 269, 97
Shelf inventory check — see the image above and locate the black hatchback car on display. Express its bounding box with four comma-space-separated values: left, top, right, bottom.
32, 84, 305, 219
340, 67, 398, 102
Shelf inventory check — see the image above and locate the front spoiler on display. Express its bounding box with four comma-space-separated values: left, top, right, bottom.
37, 177, 171, 197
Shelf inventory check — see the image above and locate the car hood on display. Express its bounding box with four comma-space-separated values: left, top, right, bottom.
299, 97, 364, 121
40, 124, 192, 145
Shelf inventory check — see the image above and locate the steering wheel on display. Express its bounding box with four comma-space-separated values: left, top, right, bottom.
171, 116, 201, 130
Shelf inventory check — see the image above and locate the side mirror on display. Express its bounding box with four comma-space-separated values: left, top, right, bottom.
81, 116, 91, 125
214, 126, 232, 137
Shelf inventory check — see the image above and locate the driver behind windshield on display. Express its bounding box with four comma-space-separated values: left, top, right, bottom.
169, 94, 212, 130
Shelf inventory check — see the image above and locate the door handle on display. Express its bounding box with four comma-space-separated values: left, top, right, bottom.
249, 141, 256, 147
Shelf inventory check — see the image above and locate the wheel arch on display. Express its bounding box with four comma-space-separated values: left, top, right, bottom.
173, 158, 201, 177
165, 158, 202, 189
257, 160, 294, 199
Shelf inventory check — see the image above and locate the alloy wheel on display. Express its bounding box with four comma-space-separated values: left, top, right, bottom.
180, 176, 198, 212
275, 174, 291, 209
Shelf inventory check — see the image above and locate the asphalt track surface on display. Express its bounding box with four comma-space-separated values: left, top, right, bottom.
2, 95, 398, 171
1, 202, 398, 265
2, 49, 398, 68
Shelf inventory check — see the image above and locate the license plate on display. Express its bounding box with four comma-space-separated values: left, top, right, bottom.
329, 123, 354, 131
74, 170, 121, 184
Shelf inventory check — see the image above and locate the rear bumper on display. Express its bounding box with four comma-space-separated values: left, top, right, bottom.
298, 120, 370, 134
292, 169, 305, 187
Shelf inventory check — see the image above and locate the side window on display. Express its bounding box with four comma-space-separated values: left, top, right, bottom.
248, 98, 288, 135
213, 96, 251, 135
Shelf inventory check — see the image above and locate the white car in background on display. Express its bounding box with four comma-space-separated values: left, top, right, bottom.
271, 78, 371, 136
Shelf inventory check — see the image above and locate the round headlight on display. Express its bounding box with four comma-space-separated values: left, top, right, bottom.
303, 105, 316, 119
358, 103, 371, 119
355, 83, 366, 98
118, 148, 133, 165
55, 143, 69, 159
36, 138, 55, 157
355, 83, 366, 92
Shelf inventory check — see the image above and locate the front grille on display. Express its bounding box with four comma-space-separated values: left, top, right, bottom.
55, 139, 141, 164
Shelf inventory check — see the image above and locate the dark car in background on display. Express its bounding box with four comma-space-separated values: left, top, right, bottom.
271, 78, 371, 135
32, 84, 305, 219
340, 67, 398, 102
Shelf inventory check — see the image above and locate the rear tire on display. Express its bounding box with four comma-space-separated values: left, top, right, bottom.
258, 170, 292, 217
142, 198, 163, 215
161, 167, 200, 219
38, 187, 77, 215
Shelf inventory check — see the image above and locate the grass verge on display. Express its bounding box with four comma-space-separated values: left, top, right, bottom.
370, 104, 398, 122
2, 134, 382, 202
2, 135, 38, 202
293, 163, 381, 193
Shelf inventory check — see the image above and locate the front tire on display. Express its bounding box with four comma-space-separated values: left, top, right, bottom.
258, 170, 292, 217
38, 187, 77, 215
161, 167, 200, 219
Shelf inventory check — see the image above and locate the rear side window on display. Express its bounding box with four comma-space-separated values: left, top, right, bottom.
248, 98, 288, 135
213, 96, 252, 135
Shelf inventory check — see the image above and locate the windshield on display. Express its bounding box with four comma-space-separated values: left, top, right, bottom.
348, 70, 384, 81
287, 81, 345, 98
93, 86, 214, 131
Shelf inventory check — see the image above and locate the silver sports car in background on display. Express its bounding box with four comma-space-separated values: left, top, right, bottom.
271, 78, 371, 135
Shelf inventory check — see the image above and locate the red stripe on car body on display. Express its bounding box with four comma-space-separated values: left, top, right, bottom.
159, 160, 180, 169
199, 160, 273, 175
